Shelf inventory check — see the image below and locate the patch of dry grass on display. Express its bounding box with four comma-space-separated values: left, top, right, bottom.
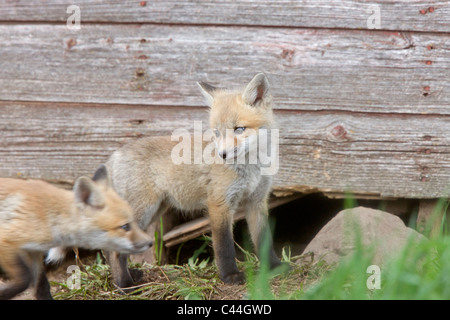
51, 249, 325, 300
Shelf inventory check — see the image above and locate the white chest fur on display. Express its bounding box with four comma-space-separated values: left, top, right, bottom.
225, 164, 268, 208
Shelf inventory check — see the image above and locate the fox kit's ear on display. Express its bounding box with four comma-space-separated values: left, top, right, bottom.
197, 81, 217, 108
242, 73, 270, 107
92, 164, 110, 188
74, 176, 105, 209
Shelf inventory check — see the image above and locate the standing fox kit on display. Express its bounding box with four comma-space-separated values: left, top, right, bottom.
106, 73, 281, 287
0, 165, 151, 300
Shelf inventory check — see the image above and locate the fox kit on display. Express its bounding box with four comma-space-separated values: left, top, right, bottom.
106, 73, 281, 287
0, 165, 151, 300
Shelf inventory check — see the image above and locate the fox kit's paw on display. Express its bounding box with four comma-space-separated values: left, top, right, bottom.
221, 271, 246, 285
115, 269, 143, 293
129, 268, 144, 284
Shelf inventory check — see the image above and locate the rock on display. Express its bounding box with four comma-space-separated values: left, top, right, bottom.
302, 206, 427, 266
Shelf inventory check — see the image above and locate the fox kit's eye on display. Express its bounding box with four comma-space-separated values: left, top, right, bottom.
119, 223, 131, 232
234, 127, 246, 134
214, 129, 220, 138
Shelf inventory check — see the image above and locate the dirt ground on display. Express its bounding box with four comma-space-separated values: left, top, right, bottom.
4, 256, 252, 300
3, 194, 405, 300
3, 247, 312, 300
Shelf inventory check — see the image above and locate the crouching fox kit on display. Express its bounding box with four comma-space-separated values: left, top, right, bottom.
0, 165, 151, 300
106, 73, 282, 287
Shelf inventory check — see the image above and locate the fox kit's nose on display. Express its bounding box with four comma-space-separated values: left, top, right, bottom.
219, 151, 227, 159
134, 239, 153, 252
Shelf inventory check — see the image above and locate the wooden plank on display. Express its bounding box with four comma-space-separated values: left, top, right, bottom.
277, 110, 450, 199
1, 101, 449, 199
0, 24, 449, 114
0, 101, 207, 180
0, 0, 449, 33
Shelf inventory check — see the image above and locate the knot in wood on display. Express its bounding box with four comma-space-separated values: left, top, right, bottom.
331, 125, 347, 139
136, 68, 145, 77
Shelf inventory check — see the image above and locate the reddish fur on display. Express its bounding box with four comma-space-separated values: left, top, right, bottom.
0, 167, 151, 300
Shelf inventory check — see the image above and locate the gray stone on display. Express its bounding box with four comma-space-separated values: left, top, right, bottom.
302, 206, 427, 266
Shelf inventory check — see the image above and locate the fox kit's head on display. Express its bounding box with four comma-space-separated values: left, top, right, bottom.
73, 165, 152, 254
198, 73, 274, 162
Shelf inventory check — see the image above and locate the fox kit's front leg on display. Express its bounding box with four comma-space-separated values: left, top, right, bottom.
104, 251, 134, 289
207, 199, 245, 284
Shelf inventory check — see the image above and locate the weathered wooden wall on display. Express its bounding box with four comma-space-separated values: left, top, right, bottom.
0, 1, 449, 199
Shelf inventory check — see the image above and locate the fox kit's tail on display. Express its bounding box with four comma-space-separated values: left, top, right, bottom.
45, 247, 68, 265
